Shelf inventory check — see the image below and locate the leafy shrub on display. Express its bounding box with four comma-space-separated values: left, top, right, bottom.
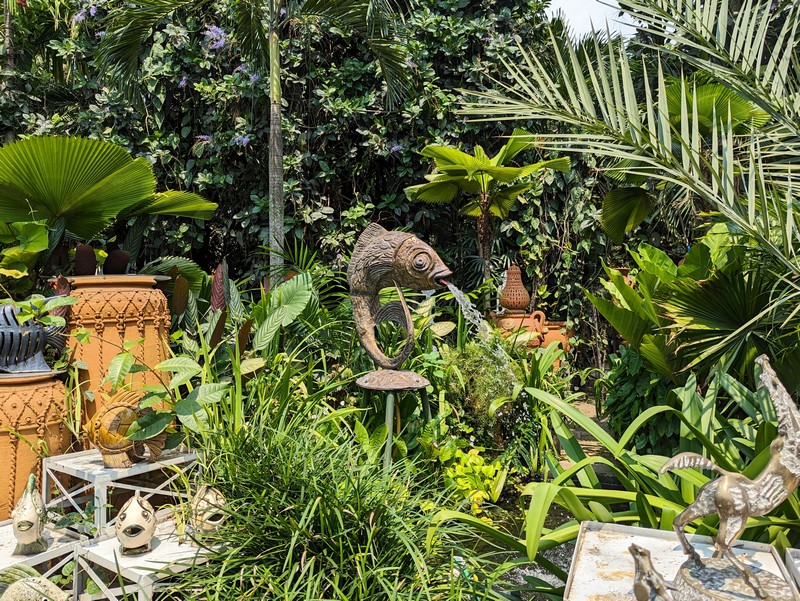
596, 346, 678, 455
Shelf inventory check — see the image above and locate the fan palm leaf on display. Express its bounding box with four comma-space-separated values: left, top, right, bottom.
0, 136, 216, 240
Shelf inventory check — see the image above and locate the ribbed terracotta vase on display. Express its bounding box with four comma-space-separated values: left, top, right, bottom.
66, 276, 171, 421
499, 264, 531, 314
0, 372, 70, 520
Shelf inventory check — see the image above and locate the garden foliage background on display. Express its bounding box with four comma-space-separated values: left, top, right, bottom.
2, 0, 682, 360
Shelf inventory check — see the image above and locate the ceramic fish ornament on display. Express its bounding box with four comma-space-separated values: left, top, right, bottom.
348, 223, 451, 369
115, 492, 156, 555
0, 304, 65, 374
11, 475, 47, 555
660, 354, 800, 598
87, 391, 166, 469
189, 485, 227, 537
629, 544, 676, 601
189, 485, 226, 533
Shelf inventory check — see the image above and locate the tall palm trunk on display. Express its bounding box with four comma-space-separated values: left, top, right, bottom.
2, 0, 14, 143
268, 0, 284, 284
476, 193, 492, 282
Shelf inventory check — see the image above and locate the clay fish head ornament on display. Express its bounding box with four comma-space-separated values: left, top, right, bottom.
348, 223, 452, 370
12, 474, 47, 555
189, 485, 227, 535
115, 492, 156, 555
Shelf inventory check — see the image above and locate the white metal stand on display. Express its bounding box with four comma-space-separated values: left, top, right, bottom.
42, 449, 197, 535
73, 520, 206, 601
0, 520, 81, 579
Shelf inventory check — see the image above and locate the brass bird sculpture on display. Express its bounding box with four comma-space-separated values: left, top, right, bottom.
660, 354, 800, 599
629, 544, 677, 601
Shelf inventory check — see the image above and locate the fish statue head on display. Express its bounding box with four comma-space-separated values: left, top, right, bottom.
189, 485, 227, 534
115, 492, 156, 555
12, 474, 47, 555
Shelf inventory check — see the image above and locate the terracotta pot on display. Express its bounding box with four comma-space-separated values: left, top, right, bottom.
65, 276, 171, 420
0, 372, 70, 520
491, 311, 546, 347
499, 264, 531, 313
541, 320, 574, 354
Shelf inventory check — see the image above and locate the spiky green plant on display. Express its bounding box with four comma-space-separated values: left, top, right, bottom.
462, 0, 800, 371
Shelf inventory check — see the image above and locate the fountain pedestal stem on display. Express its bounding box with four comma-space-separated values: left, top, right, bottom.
356, 369, 431, 471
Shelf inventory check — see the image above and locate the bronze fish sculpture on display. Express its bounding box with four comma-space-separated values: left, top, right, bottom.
348, 223, 451, 370
12, 475, 47, 556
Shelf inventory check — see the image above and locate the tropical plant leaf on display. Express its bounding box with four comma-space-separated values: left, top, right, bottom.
404, 180, 459, 204
126, 410, 174, 440
121, 190, 217, 220
140, 256, 208, 293
0, 137, 155, 239
601, 187, 653, 243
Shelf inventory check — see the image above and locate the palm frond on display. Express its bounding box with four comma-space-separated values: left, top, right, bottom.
301, 0, 411, 106
99, 0, 206, 83
460, 2, 800, 275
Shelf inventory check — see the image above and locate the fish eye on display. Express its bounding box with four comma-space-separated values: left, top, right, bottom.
142, 510, 151, 520
412, 252, 432, 271
119, 512, 127, 521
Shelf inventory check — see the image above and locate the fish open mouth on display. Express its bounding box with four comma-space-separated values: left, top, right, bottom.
16, 520, 33, 531
123, 525, 144, 537
433, 269, 452, 287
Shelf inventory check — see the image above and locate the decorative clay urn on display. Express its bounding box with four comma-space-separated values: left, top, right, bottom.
499, 264, 531, 314
0, 302, 70, 520
64, 275, 171, 421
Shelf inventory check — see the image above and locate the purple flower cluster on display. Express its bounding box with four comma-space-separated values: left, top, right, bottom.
249, 73, 260, 83
389, 143, 404, 153
204, 25, 227, 50
178, 76, 189, 88
234, 64, 247, 73
73, 5, 97, 23
196, 134, 211, 142
233, 135, 250, 146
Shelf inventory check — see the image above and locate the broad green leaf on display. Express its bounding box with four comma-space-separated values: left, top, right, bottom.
105, 352, 135, 390
635, 243, 677, 284
252, 307, 286, 351
122, 190, 217, 220
404, 181, 459, 204
521, 482, 561, 561
272, 272, 313, 325
156, 357, 202, 388
240, 357, 266, 375
601, 187, 653, 243
126, 410, 173, 440
174, 396, 207, 433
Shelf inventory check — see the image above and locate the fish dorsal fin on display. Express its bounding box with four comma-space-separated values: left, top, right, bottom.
349, 223, 389, 281
354, 223, 387, 253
